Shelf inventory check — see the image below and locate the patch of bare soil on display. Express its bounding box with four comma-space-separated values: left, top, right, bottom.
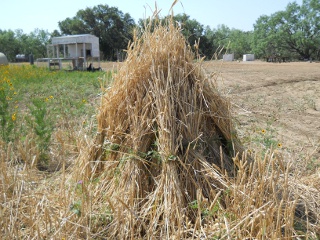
203, 60, 320, 168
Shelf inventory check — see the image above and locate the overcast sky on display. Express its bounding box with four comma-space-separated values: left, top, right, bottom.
0, 0, 303, 34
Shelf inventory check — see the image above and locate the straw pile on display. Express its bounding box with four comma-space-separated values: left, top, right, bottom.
88, 18, 246, 238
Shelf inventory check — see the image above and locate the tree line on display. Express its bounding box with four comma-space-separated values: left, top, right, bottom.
1, 0, 319, 62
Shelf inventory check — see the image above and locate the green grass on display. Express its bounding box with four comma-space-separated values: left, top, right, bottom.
0, 64, 111, 168
7, 65, 105, 114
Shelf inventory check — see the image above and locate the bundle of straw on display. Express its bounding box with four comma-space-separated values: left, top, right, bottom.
89, 17, 246, 238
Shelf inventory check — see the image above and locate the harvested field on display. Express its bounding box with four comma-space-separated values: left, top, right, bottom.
207, 61, 320, 164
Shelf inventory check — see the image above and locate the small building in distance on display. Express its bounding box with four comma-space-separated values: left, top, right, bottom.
0, 52, 9, 65
243, 54, 255, 61
223, 53, 234, 61
37, 34, 100, 70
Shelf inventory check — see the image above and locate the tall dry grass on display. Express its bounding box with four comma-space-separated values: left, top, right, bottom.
0, 15, 319, 240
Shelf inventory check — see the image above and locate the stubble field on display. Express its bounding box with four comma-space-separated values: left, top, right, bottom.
205, 61, 320, 169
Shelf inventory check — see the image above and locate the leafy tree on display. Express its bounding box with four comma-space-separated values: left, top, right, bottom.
173, 14, 204, 50
252, 15, 272, 59
204, 24, 231, 59
204, 25, 253, 60
0, 29, 51, 61
253, 0, 320, 60
0, 30, 19, 61
20, 29, 51, 58
58, 4, 135, 60
212, 24, 232, 48
51, 30, 61, 38
199, 26, 216, 59
229, 30, 253, 59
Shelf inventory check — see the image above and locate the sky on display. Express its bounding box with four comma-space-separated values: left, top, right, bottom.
0, 0, 303, 34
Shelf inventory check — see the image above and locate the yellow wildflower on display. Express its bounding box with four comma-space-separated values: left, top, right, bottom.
12, 113, 16, 121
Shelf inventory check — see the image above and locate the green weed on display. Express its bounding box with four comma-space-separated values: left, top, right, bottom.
0, 85, 16, 142
26, 97, 54, 169
241, 121, 283, 156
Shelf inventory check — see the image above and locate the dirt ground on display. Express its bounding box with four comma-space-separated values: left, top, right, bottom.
101, 60, 320, 166
203, 60, 320, 164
